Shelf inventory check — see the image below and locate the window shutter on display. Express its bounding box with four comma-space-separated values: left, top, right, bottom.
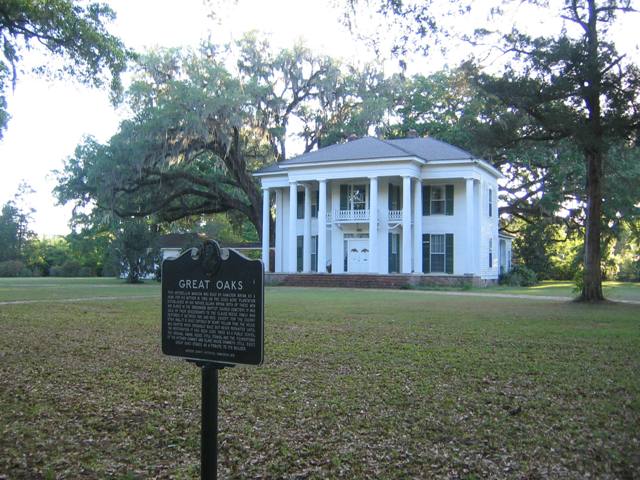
388, 232, 393, 272
388, 184, 393, 210
313, 190, 319, 218
445, 233, 454, 274
422, 234, 430, 273
297, 191, 304, 219
312, 235, 318, 271
423, 185, 431, 216
445, 185, 454, 215
340, 185, 348, 210
296, 235, 303, 272
488, 188, 492, 217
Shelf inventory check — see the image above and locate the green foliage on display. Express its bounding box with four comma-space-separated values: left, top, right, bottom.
573, 266, 585, 295
0, 0, 132, 137
603, 220, 640, 282
499, 265, 538, 287
0, 203, 21, 261
0, 182, 36, 264
29, 237, 72, 276
0, 259, 28, 277
107, 219, 159, 283
55, 35, 393, 238
511, 220, 583, 280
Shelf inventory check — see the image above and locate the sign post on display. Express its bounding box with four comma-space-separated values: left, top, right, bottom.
201, 363, 219, 480
162, 240, 264, 479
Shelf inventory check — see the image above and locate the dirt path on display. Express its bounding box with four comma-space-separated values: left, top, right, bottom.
1, 290, 638, 306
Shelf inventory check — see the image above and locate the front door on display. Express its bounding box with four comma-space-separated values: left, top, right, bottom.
347, 239, 369, 273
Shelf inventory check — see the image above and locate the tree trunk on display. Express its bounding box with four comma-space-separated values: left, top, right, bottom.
580, 150, 604, 301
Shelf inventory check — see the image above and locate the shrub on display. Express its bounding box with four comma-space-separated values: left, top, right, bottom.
77, 266, 95, 277
499, 265, 538, 287
616, 257, 640, 282
49, 266, 64, 277
573, 267, 584, 295
0, 260, 27, 277
61, 260, 82, 277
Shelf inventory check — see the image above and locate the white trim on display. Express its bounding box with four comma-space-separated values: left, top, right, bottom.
280, 155, 422, 169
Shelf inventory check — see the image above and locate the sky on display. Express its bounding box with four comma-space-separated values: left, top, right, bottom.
0, 0, 367, 237
0, 0, 638, 237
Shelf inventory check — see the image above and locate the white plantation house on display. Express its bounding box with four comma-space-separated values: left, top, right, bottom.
254, 136, 512, 285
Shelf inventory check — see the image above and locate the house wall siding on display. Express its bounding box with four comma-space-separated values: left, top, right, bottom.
420, 179, 467, 275
478, 172, 500, 279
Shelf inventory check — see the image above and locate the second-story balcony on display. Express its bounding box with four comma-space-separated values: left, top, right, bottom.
329, 209, 406, 223
333, 209, 370, 223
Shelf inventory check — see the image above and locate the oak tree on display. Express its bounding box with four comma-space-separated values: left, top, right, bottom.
56, 37, 391, 239
0, 0, 131, 138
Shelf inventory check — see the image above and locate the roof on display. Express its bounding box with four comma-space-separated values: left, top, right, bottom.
386, 138, 475, 162
254, 136, 479, 174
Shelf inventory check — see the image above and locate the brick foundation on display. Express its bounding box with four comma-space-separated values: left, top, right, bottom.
265, 273, 495, 289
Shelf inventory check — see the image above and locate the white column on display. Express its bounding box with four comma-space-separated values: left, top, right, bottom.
288, 181, 297, 272
402, 175, 412, 273
466, 178, 474, 274
369, 176, 378, 273
275, 189, 283, 272
303, 184, 312, 272
261, 188, 270, 271
318, 179, 327, 273
413, 179, 422, 273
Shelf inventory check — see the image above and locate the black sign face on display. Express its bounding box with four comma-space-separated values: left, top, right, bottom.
162, 241, 264, 365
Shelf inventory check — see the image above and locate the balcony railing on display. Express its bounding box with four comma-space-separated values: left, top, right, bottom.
388, 210, 402, 222
333, 209, 370, 223
328, 209, 406, 223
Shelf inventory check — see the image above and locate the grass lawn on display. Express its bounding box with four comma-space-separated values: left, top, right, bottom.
0, 277, 160, 302
482, 280, 640, 302
1, 281, 639, 479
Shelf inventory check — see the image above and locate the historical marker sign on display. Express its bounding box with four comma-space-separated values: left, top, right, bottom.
161, 240, 264, 366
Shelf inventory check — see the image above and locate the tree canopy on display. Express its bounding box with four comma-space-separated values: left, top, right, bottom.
0, 0, 131, 138
55, 36, 393, 239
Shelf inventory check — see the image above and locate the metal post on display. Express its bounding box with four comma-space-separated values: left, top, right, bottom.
201, 364, 219, 480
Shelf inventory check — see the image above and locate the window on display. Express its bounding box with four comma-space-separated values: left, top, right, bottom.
488, 187, 493, 217
297, 191, 304, 219
351, 185, 366, 210
422, 233, 454, 274
431, 187, 445, 215
431, 234, 446, 272
489, 237, 493, 268
388, 183, 402, 210
311, 190, 319, 218
423, 185, 454, 215
340, 184, 367, 211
